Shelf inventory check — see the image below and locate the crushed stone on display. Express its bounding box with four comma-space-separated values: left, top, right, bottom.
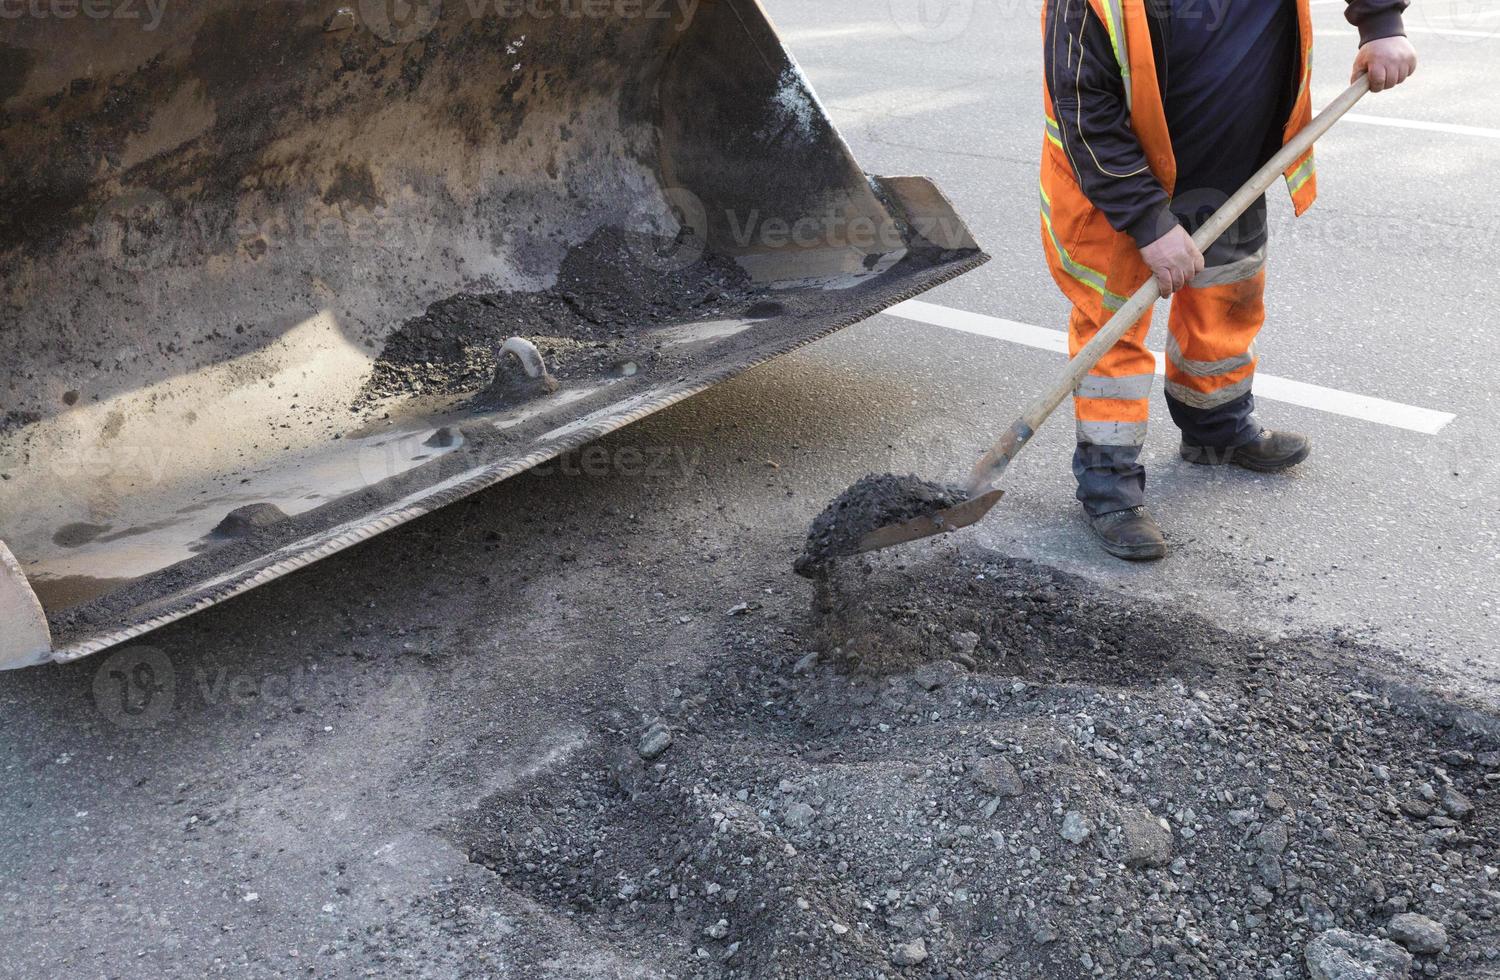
1305, 928, 1413, 980
431, 552, 1500, 978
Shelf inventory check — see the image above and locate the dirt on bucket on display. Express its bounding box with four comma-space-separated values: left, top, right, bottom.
355, 227, 757, 409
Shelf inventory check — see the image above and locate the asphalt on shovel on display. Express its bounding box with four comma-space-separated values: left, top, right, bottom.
797, 77, 1372, 573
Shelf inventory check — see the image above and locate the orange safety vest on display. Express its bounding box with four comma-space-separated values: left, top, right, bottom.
1040, 0, 1315, 313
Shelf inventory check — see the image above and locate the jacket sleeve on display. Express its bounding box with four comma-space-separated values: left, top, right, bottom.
1044, 0, 1175, 249
1345, 0, 1408, 44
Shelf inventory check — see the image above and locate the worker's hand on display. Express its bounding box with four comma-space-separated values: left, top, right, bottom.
1139, 225, 1204, 297
1353, 36, 1417, 92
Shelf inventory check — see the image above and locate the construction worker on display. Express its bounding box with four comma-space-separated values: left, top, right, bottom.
1042, 0, 1416, 559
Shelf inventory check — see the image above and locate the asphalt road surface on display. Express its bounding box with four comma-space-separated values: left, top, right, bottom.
3, 3, 1497, 976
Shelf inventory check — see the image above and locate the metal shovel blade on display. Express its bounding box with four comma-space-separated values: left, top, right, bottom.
853, 488, 1006, 555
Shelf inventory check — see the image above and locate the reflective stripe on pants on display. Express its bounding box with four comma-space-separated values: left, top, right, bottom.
1069, 303, 1155, 447
1190, 245, 1265, 289
1070, 221, 1268, 449
1163, 264, 1266, 411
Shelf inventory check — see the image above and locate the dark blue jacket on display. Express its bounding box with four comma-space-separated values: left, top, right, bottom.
1044, 0, 1408, 248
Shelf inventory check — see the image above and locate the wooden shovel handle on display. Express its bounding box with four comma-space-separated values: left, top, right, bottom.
964, 76, 1372, 495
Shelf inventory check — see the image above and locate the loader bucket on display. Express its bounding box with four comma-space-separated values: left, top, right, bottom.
0, 0, 987, 668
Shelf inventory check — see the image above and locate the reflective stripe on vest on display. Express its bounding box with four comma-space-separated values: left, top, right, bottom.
1284, 39, 1316, 202
1087, 0, 1316, 207
1098, 0, 1133, 114
1286, 155, 1315, 196
1045, 114, 1064, 150
1189, 245, 1266, 288
1040, 183, 1129, 311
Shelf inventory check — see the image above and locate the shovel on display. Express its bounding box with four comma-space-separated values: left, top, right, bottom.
846, 77, 1372, 557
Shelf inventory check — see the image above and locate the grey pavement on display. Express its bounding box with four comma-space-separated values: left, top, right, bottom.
2, 4, 1496, 975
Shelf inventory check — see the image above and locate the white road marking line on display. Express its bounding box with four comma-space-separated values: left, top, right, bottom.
781, 23, 904, 42
1315, 25, 1500, 37
886, 300, 1456, 435
1341, 113, 1500, 140
826, 86, 985, 119
892, 302, 1069, 354
1247, 374, 1455, 433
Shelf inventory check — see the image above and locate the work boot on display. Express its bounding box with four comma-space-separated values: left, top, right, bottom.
1180, 429, 1311, 473
1085, 505, 1167, 561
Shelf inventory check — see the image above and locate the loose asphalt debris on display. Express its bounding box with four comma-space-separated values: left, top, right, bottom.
432, 552, 1500, 978
358, 227, 755, 407
795, 473, 971, 578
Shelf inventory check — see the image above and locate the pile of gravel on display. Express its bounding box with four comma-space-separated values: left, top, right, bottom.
438, 554, 1498, 977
